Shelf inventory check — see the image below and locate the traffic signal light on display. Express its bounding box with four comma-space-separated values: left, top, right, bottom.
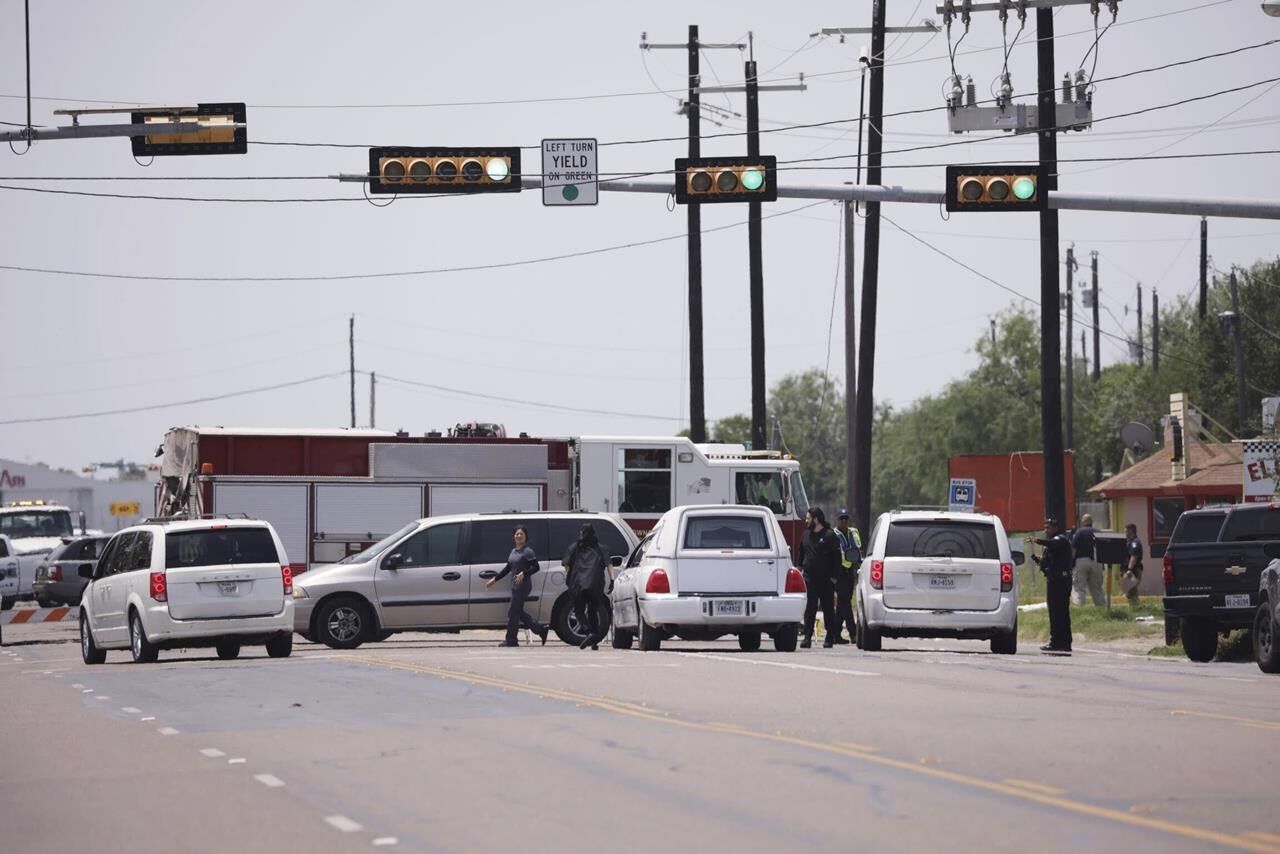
945, 165, 1044, 212
130, 103, 247, 157
368, 147, 522, 194
674, 156, 778, 204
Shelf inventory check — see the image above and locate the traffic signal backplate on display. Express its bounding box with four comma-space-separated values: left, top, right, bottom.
945, 164, 1046, 212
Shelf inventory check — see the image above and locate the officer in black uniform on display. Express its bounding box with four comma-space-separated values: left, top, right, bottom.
1028, 517, 1073, 655
800, 507, 841, 649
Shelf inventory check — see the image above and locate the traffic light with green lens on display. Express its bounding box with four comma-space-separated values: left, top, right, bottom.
945, 165, 1044, 212
674, 156, 778, 204
369, 147, 522, 194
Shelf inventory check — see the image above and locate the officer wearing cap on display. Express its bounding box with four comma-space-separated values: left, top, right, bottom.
831, 508, 862, 645
1027, 517, 1073, 654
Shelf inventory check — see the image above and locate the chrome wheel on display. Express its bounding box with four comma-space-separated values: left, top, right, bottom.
326, 606, 363, 643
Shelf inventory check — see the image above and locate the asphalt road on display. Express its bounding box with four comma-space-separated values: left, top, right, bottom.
2, 621, 1277, 853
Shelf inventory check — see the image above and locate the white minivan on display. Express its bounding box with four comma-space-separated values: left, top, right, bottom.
609, 505, 806, 652
79, 518, 295, 664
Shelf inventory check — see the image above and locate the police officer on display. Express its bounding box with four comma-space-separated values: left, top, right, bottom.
800, 507, 841, 649
831, 508, 862, 645
1028, 517, 1073, 655
1122, 522, 1145, 607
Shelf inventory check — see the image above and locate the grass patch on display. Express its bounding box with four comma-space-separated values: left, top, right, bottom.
1018, 601, 1166, 643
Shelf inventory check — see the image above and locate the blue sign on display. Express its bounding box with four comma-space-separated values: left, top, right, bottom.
949, 478, 977, 512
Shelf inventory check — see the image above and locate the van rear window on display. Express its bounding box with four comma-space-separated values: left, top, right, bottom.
165, 528, 280, 568
682, 516, 771, 550
886, 521, 1000, 559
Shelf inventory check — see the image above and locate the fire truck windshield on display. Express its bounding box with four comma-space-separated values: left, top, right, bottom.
735, 472, 786, 515
788, 470, 809, 518
0, 509, 74, 539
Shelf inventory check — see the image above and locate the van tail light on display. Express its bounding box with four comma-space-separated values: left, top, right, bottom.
1162, 552, 1174, 586
869, 560, 884, 590
785, 567, 806, 594
1000, 562, 1014, 592
281, 564, 294, 596
48, 565, 62, 582
645, 569, 671, 594
149, 571, 168, 603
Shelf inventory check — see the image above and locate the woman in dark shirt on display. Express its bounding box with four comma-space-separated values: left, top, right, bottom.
485, 525, 549, 647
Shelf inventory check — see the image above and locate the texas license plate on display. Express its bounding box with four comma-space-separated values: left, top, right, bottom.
928, 575, 956, 589
713, 599, 745, 616
1224, 593, 1250, 609
218, 581, 240, 595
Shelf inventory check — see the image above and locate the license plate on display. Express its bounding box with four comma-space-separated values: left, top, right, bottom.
928, 575, 956, 589
1225, 593, 1250, 609
218, 581, 240, 595
713, 599, 745, 616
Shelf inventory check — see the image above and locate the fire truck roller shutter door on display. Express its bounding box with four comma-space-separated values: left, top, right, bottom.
212, 483, 308, 573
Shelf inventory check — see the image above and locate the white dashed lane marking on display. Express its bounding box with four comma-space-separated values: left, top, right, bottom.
228, 757, 246, 765
121, 706, 141, 714
157, 726, 180, 736
95, 695, 110, 701
325, 815, 363, 833
141, 716, 156, 722
372, 838, 398, 847
254, 774, 285, 788
200, 748, 226, 758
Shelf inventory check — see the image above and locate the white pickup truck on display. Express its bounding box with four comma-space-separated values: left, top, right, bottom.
0, 502, 81, 609
0, 533, 16, 642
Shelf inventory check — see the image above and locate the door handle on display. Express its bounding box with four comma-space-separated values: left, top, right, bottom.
478, 570, 498, 579
441, 572, 462, 581
756, 559, 775, 565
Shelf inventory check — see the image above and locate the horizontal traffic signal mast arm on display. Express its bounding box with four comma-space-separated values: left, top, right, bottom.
333, 173, 1280, 220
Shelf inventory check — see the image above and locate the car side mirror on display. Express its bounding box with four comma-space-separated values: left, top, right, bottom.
1264, 543, 1280, 560
78, 563, 94, 579
383, 553, 403, 571
1009, 549, 1025, 566
610, 555, 624, 568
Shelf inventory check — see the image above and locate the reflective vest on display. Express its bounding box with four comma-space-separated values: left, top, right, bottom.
834, 527, 862, 569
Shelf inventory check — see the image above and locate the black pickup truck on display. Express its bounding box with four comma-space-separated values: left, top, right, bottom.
1162, 502, 1280, 662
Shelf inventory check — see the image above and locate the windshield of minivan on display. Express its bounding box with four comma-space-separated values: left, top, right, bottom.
886, 521, 1001, 559
338, 522, 419, 564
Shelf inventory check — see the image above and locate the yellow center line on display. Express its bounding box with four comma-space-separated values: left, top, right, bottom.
348, 655, 1280, 854
1245, 833, 1280, 845
1171, 709, 1280, 730
1004, 778, 1066, 795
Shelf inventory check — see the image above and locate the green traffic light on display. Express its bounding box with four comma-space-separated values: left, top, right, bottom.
486, 157, 510, 182
1012, 176, 1036, 200
741, 167, 765, 191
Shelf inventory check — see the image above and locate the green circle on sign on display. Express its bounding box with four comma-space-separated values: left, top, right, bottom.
562, 185, 580, 201
1012, 176, 1036, 200
741, 167, 765, 191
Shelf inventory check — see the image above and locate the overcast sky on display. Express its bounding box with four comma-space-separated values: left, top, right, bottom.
1, 0, 1277, 472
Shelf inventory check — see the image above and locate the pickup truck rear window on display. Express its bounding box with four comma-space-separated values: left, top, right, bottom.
166, 528, 281, 568
1170, 512, 1226, 544
1222, 508, 1280, 542
886, 521, 1000, 559
682, 516, 771, 550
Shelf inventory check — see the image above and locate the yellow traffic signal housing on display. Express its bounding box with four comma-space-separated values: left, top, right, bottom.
130, 102, 247, 156
369, 147, 522, 194
945, 165, 1044, 211
674, 156, 778, 204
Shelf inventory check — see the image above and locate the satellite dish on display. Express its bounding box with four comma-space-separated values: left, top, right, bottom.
1119, 422, 1156, 456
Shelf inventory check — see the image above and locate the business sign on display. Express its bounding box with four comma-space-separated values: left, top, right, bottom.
110, 501, 141, 517
541, 138, 598, 206
948, 478, 977, 512
1243, 440, 1280, 503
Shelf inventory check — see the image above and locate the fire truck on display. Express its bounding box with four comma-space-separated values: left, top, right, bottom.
157, 426, 811, 572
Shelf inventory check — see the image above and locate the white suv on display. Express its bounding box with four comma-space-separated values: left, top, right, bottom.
856, 510, 1020, 654
79, 518, 295, 664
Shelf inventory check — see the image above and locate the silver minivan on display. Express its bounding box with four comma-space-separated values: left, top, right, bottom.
292, 512, 637, 649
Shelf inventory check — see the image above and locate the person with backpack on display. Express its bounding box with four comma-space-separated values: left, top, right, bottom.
562, 523, 610, 650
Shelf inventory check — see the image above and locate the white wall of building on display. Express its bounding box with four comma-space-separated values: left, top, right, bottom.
0, 458, 156, 532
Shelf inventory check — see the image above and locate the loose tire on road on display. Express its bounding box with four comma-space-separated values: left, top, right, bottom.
738, 631, 761, 652
1254, 601, 1279, 674
129, 611, 159, 663
1180, 616, 1218, 663
215, 641, 241, 660
80, 614, 106, 665
773, 623, 799, 653
265, 632, 293, 658
553, 594, 611, 647
315, 597, 373, 650
637, 600, 661, 651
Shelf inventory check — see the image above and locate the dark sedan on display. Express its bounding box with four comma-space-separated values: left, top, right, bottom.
32, 536, 108, 607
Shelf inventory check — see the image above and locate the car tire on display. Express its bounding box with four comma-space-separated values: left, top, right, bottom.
612, 624, 634, 649
553, 594, 611, 647
265, 632, 293, 659
36, 597, 55, 609
374, 630, 395, 642
215, 641, 241, 660
315, 597, 372, 650
1, 595, 14, 611
773, 624, 799, 653
738, 631, 762, 652
991, 624, 1017, 655
129, 611, 159, 663
1164, 615, 1180, 646
861, 623, 882, 652
80, 614, 106, 665
637, 599, 661, 652
1180, 616, 1217, 663
1253, 601, 1279, 674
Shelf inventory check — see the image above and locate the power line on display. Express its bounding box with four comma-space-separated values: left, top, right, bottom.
0, 373, 345, 427
1241, 309, 1280, 343
0, 201, 827, 282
